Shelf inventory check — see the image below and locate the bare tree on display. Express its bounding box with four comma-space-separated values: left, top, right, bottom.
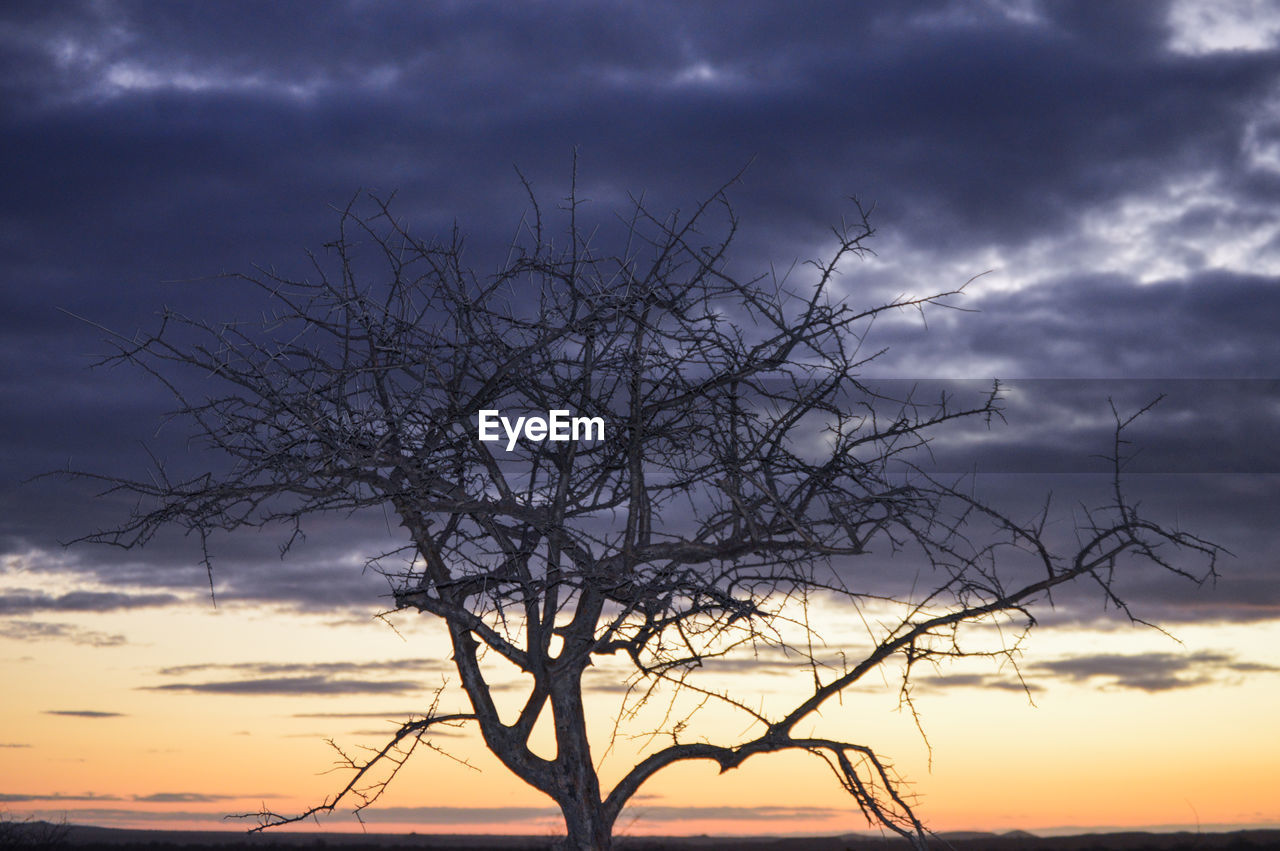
70, 176, 1218, 849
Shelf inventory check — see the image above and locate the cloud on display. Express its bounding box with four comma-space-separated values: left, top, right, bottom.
901, 647, 1280, 696
874, 275, 1280, 381
616, 804, 847, 823
291, 709, 437, 719
1029, 650, 1280, 692
12, 802, 847, 828
130, 792, 254, 803
0, 1, 1276, 630
146, 676, 420, 697
350, 803, 846, 825
0, 620, 126, 646
42, 710, 125, 718
908, 650, 1280, 694
0, 793, 122, 803
0, 540, 401, 616
147, 659, 447, 697
8, 809, 228, 824
155, 659, 446, 677
1167, 0, 1280, 55
0, 590, 180, 615
914, 672, 1043, 694
344, 727, 467, 739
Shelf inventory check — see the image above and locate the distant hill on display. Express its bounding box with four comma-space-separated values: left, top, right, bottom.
13, 823, 1280, 851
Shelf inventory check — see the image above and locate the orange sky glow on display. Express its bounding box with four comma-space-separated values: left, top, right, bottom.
3, 572, 1277, 838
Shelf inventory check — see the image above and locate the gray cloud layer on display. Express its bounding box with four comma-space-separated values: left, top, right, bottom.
146, 659, 448, 698
0, 590, 180, 615
1030, 650, 1279, 692
0, 620, 126, 646
0, 2, 1275, 629
917, 649, 1280, 693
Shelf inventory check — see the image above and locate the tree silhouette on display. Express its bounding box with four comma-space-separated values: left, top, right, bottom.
70, 176, 1219, 849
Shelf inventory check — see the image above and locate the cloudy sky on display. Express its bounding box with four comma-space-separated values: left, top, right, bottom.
2, 0, 1279, 838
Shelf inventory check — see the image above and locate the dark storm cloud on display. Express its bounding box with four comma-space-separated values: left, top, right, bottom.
1, 513, 409, 614
813, 377, 1280, 474
881, 273, 1280, 380
940, 466, 1280, 627
5, 2, 1274, 256
206, 545, 405, 611
1, 1, 1277, 622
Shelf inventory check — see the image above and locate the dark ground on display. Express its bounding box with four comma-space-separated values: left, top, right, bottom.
5, 824, 1279, 851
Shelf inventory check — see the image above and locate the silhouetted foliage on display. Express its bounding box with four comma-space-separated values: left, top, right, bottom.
0, 815, 69, 851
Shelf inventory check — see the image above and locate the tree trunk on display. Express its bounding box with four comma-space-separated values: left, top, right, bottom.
557, 798, 612, 851
550, 670, 611, 850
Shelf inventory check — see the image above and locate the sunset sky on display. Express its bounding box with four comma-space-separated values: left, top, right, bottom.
2, 0, 1279, 839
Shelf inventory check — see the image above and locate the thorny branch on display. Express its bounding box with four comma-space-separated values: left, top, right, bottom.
66, 179, 1220, 849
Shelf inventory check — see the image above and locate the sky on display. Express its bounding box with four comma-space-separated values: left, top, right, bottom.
2, 0, 1279, 839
